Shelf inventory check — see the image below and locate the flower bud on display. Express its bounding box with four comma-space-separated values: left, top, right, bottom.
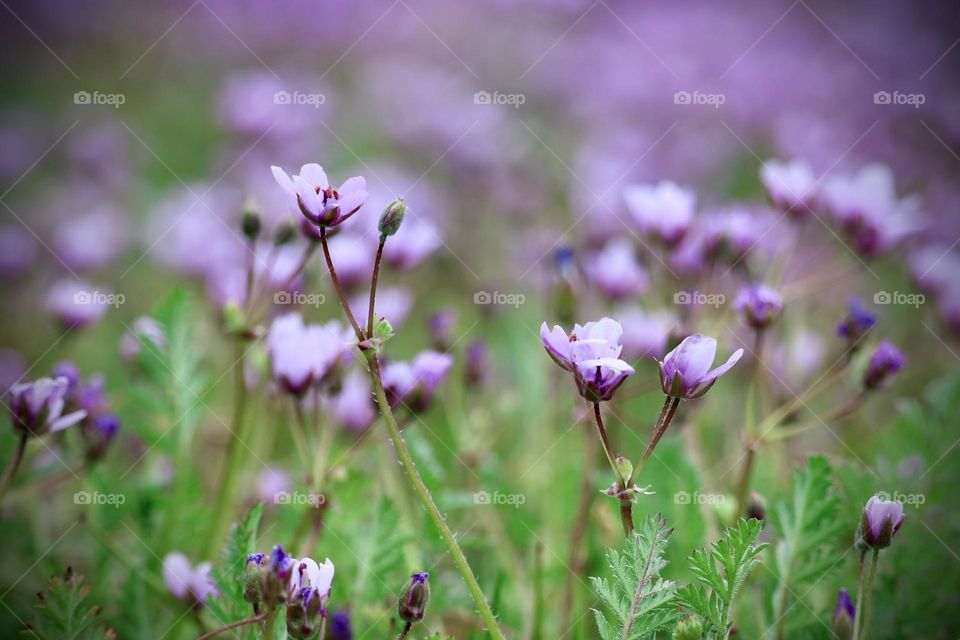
734, 284, 783, 330
745, 491, 766, 522
614, 456, 633, 483
836, 298, 875, 350
328, 610, 352, 640
672, 615, 704, 640
273, 219, 297, 246
242, 553, 266, 610
242, 202, 261, 241
832, 588, 855, 639
855, 495, 904, 551
81, 413, 119, 461
262, 545, 296, 608
286, 588, 324, 640
397, 572, 430, 623
863, 339, 905, 390
378, 198, 405, 240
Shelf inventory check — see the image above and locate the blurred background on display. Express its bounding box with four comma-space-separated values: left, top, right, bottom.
1, 0, 960, 638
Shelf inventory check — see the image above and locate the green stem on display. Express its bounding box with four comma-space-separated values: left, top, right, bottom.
196, 614, 265, 640
320, 227, 365, 341
859, 549, 880, 639
633, 397, 680, 476
733, 445, 756, 520
0, 434, 28, 504
852, 551, 867, 640
366, 352, 505, 639
395, 621, 413, 640
591, 402, 633, 536
367, 240, 385, 336
206, 342, 252, 556
262, 609, 276, 640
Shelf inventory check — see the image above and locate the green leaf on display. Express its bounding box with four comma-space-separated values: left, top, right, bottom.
590, 514, 680, 640
766, 455, 845, 636
28, 568, 115, 640
678, 518, 766, 639
206, 503, 264, 628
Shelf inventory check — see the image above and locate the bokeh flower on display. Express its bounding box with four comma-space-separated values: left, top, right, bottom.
266, 313, 352, 395
162, 552, 218, 605
583, 238, 649, 299
8, 376, 86, 437
623, 181, 695, 245
863, 339, 905, 390
759, 158, 817, 217
734, 284, 783, 330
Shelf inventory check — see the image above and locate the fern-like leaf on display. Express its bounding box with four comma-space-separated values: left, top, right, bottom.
767, 455, 844, 636
206, 503, 264, 627
27, 568, 115, 640
590, 514, 680, 640
678, 518, 766, 639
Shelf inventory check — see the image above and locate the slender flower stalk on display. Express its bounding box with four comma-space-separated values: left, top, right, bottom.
320, 227, 365, 341
205, 342, 253, 556
0, 434, 28, 504
316, 215, 505, 639
591, 402, 635, 535
196, 614, 266, 640
367, 240, 386, 336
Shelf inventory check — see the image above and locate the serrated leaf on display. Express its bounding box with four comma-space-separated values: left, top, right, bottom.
590, 514, 680, 640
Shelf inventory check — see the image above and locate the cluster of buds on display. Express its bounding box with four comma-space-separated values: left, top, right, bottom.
242, 545, 336, 639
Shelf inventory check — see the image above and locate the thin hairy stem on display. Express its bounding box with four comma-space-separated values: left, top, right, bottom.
0, 434, 28, 504
319, 227, 365, 340
367, 240, 385, 336
852, 551, 867, 640
592, 402, 634, 536
196, 614, 265, 640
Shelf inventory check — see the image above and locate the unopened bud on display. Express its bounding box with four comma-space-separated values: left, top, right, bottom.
273, 219, 297, 246
242, 553, 266, 609
242, 202, 261, 240
397, 572, 430, 623
378, 198, 405, 240
672, 615, 704, 640
745, 491, 766, 522
832, 588, 855, 640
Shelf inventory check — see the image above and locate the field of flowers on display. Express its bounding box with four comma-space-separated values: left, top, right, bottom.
1, 1, 959, 638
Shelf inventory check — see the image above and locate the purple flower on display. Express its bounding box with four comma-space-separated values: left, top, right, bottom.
46, 280, 111, 328
8, 377, 86, 437
734, 284, 783, 330
836, 298, 876, 347
583, 238, 649, 299
290, 556, 335, 602
257, 467, 292, 504
382, 351, 454, 410
657, 334, 744, 399
272, 164, 367, 227
162, 552, 218, 605
427, 308, 458, 351
266, 314, 352, 395
330, 369, 376, 432
81, 413, 119, 461
856, 495, 905, 551
821, 164, 921, 256
120, 316, 167, 362
832, 588, 855, 635
863, 339, 905, 390
329, 610, 353, 640
0, 225, 38, 276
465, 340, 489, 387
623, 181, 695, 245
540, 318, 635, 402
616, 308, 674, 360
53, 205, 130, 271
759, 158, 817, 217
